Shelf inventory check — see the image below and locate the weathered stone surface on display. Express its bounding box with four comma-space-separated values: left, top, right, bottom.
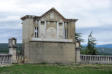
24, 41, 75, 64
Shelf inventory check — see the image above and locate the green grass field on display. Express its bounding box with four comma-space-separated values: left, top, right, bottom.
0, 64, 112, 74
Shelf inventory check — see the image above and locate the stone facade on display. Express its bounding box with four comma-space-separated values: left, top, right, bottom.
21, 8, 78, 64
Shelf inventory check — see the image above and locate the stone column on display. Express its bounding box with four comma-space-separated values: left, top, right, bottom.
75, 41, 81, 64
44, 21, 47, 38
38, 20, 40, 38
8, 37, 17, 63
64, 22, 67, 39
62, 22, 65, 39
56, 21, 59, 39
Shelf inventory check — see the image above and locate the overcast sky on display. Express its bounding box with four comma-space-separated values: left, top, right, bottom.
0, 0, 112, 45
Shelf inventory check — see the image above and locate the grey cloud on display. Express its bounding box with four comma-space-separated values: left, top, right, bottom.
0, 0, 111, 44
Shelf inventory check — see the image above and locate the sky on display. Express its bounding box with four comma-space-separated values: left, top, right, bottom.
0, 0, 112, 45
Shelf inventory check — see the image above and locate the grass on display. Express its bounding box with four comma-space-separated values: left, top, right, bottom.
0, 64, 112, 74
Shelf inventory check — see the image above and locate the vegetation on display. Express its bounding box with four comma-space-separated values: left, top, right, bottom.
75, 33, 84, 42
97, 47, 112, 55
80, 46, 112, 55
0, 43, 9, 53
0, 64, 112, 74
0, 43, 22, 54
75, 33, 84, 50
84, 32, 98, 55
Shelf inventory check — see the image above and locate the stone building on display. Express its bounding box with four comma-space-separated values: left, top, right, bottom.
21, 8, 79, 64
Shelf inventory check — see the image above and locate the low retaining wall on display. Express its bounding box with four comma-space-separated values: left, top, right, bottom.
80, 55, 112, 64
0, 54, 12, 65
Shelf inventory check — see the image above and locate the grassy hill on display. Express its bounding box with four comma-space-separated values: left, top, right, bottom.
0, 43, 22, 53
96, 44, 112, 48
81, 46, 112, 55
0, 43, 9, 53
97, 47, 112, 55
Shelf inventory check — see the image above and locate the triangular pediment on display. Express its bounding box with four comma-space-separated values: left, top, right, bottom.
21, 8, 77, 22
40, 8, 66, 21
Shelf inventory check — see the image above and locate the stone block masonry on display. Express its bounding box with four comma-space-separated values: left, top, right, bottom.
24, 41, 76, 64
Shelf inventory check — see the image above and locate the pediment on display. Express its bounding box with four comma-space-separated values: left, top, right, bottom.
40, 8, 65, 21
21, 8, 78, 22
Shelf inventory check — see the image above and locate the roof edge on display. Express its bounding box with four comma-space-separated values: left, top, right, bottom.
21, 8, 78, 22
21, 15, 40, 20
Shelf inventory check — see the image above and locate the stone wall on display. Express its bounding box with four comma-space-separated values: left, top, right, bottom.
24, 41, 76, 64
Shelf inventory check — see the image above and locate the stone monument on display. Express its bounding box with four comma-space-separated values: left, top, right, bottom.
21, 8, 80, 64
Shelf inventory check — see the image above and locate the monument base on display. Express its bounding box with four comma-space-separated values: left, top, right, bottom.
24, 41, 76, 64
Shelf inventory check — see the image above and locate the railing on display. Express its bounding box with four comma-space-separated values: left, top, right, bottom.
80, 55, 112, 64
0, 54, 12, 65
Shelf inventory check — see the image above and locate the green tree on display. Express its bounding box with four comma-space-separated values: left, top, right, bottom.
75, 33, 84, 42
75, 33, 85, 54
85, 32, 97, 55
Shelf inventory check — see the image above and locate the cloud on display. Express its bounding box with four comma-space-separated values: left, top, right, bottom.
0, 20, 22, 29
0, 29, 22, 43
0, 0, 111, 44
77, 25, 112, 45
0, 16, 19, 22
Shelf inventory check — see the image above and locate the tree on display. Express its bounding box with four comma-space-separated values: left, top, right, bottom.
85, 32, 97, 55
75, 33, 84, 42
75, 33, 84, 52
